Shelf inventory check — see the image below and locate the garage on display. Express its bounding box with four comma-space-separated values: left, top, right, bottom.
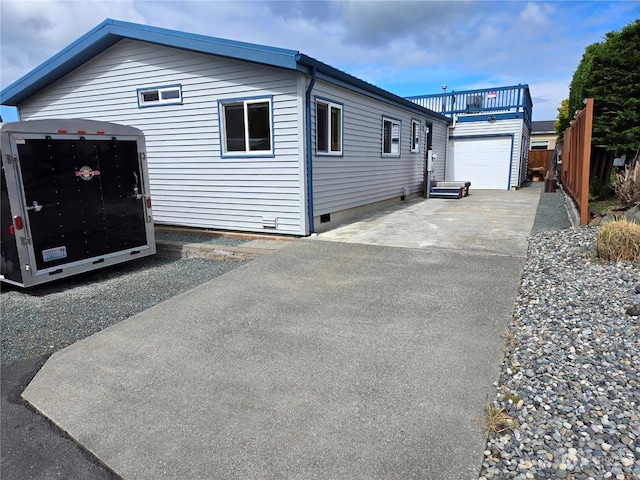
447, 135, 513, 190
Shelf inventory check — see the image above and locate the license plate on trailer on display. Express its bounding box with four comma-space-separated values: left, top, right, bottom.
42, 246, 67, 262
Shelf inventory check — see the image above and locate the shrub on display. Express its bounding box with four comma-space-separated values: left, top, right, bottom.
589, 175, 615, 202
596, 219, 640, 263
614, 160, 640, 207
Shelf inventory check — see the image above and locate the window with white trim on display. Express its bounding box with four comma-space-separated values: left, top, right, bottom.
316, 99, 343, 155
219, 97, 273, 156
382, 117, 401, 156
137, 85, 182, 107
411, 119, 420, 153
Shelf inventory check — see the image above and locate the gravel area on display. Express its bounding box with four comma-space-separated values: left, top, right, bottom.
479, 225, 640, 479
531, 189, 572, 234
0, 256, 249, 365
155, 230, 250, 246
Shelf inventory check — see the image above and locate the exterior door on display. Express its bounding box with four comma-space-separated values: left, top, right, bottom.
14, 137, 147, 271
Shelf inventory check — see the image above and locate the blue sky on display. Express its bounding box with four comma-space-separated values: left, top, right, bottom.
1, 0, 639, 122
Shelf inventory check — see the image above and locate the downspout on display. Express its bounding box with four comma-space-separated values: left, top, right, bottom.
444, 114, 457, 183
305, 66, 317, 234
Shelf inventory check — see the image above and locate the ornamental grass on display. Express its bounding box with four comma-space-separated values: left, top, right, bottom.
596, 218, 640, 263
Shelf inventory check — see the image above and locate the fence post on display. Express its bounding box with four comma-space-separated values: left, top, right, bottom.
580, 98, 594, 226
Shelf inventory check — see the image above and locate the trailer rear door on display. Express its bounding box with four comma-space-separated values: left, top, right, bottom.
12, 136, 148, 270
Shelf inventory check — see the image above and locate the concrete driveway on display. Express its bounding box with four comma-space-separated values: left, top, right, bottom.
22, 187, 541, 480
317, 187, 541, 256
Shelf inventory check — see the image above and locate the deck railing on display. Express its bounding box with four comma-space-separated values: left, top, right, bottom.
561, 98, 594, 225
406, 84, 532, 129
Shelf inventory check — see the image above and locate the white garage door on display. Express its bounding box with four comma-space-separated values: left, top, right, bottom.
447, 136, 512, 190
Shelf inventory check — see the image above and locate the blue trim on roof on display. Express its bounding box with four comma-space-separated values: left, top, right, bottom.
1, 19, 299, 106
454, 112, 528, 124
296, 54, 449, 122
1, 18, 449, 124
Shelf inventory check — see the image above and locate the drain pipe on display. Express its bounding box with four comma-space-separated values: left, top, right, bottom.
305, 66, 317, 234
444, 114, 457, 185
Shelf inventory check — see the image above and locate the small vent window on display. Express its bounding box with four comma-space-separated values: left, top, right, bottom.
138, 85, 183, 107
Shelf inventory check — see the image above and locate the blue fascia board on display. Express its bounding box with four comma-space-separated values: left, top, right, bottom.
2, 18, 449, 125
106, 20, 299, 69
1, 18, 300, 106
454, 112, 526, 123
1, 20, 121, 105
296, 54, 450, 123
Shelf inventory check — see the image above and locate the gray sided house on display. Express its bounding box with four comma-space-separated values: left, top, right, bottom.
408, 86, 532, 190
1, 19, 449, 236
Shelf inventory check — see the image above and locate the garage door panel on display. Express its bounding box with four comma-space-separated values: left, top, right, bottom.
447, 137, 512, 190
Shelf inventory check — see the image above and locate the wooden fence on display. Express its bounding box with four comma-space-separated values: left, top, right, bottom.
528, 150, 554, 180
561, 98, 594, 225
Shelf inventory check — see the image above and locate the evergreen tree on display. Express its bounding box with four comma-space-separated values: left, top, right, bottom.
555, 98, 570, 137
565, 19, 640, 157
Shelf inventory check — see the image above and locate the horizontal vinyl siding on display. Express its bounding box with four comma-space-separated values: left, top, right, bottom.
18, 39, 304, 234
448, 119, 526, 189
519, 124, 530, 186
310, 80, 448, 215
430, 122, 447, 182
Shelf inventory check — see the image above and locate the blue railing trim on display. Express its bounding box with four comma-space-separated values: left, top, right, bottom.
406, 84, 532, 130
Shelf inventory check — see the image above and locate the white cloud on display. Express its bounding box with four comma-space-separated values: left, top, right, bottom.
519, 2, 553, 26
1, 0, 638, 122
0, 0, 145, 88
528, 78, 571, 121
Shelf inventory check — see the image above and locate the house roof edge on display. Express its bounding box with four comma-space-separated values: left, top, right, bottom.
1, 18, 300, 106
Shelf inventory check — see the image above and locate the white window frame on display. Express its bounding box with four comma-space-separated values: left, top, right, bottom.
218, 96, 274, 157
316, 98, 343, 156
137, 84, 182, 108
382, 117, 401, 157
411, 119, 421, 153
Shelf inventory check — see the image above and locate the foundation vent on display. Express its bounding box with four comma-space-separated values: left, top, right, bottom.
262, 217, 278, 229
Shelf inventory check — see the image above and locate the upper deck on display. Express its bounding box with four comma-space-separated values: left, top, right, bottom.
406, 84, 532, 130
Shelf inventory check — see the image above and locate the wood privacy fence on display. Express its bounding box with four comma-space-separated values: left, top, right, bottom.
561, 98, 594, 225
528, 150, 554, 178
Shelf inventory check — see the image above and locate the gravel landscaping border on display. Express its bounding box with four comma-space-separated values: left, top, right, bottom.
0, 256, 249, 366
479, 223, 640, 479
155, 230, 250, 246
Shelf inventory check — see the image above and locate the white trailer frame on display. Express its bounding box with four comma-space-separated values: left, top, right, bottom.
1, 119, 155, 287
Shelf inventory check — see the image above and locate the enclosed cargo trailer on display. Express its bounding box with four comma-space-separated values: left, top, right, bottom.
1, 119, 155, 287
